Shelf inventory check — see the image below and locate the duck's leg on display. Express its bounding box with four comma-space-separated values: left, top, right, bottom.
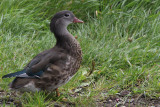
56, 88, 60, 97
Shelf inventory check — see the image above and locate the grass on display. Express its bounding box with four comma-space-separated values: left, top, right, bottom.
0, 0, 160, 106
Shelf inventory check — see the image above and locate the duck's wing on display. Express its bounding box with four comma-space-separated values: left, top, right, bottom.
2, 48, 66, 78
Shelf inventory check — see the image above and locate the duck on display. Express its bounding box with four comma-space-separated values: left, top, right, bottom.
2, 10, 83, 96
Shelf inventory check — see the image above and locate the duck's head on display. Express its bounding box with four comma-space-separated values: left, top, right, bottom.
50, 10, 83, 34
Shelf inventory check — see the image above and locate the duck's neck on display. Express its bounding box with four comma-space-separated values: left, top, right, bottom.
52, 24, 80, 51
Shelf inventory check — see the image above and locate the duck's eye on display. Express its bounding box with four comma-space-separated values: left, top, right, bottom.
64, 14, 70, 17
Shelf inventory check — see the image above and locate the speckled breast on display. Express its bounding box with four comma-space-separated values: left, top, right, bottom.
44, 54, 82, 91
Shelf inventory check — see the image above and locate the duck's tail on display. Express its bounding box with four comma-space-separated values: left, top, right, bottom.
9, 77, 39, 92
2, 69, 26, 79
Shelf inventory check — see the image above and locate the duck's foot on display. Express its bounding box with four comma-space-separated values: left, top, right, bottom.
56, 88, 60, 97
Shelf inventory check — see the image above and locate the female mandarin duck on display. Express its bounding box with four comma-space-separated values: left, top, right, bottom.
2, 10, 83, 96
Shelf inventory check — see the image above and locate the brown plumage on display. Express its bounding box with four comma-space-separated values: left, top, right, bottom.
3, 10, 83, 93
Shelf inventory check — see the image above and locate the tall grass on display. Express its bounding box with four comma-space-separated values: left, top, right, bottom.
0, 0, 160, 106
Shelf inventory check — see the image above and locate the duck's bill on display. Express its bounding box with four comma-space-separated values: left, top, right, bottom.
73, 17, 84, 23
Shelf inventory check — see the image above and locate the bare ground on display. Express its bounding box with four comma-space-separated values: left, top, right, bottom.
0, 89, 160, 107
